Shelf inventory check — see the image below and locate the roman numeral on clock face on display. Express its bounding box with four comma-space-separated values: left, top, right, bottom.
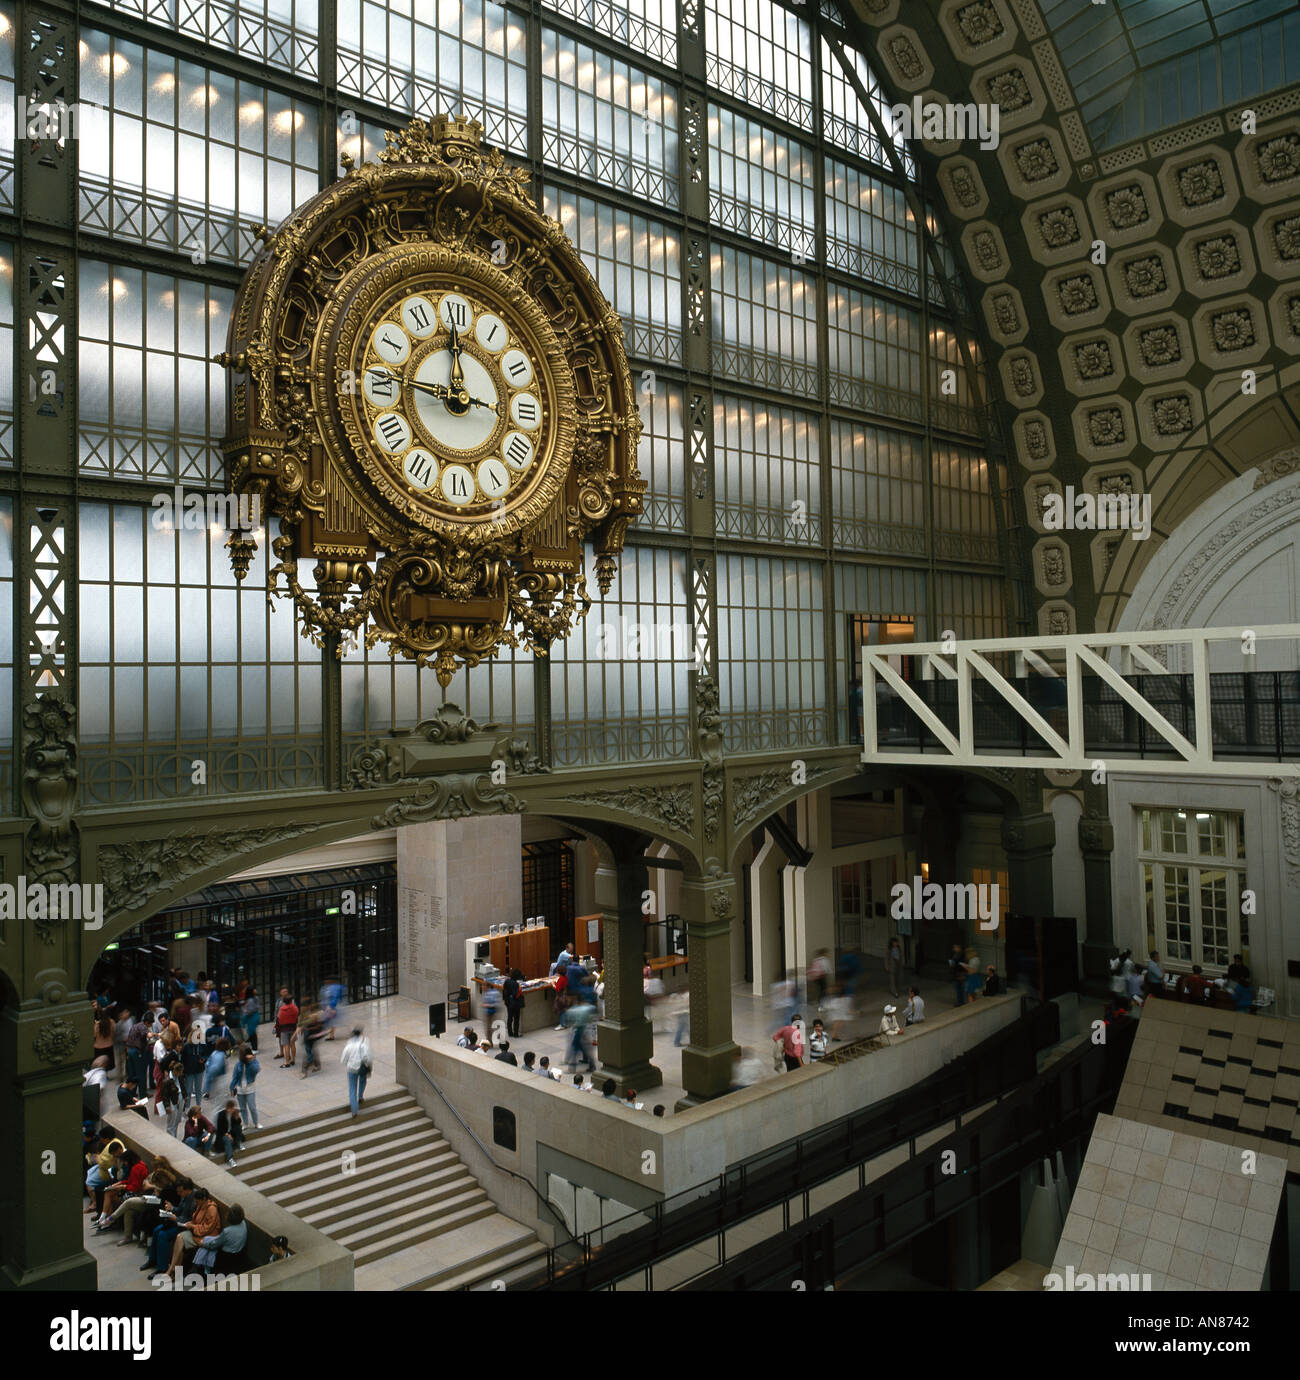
502, 432, 534, 471
373, 411, 411, 453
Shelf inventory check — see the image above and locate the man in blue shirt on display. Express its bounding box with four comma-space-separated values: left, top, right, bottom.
1144, 950, 1164, 997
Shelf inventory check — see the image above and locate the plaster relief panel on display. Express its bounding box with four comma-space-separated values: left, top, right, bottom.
939, 156, 989, 219
970, 58, 1044, 132
1137, 388, 1204, 454
1058, 330, 1123, 397
1014, 411, 1056, 471
1043, 265, 1110, 329
1253, 203, 1300, 280
1033, 537, 1073, 595
1234, 122, 1300, 205
1086, 170, 1163, 248
998, 126, 1072, 197
983, 284, 1028, 344
1192, 297, 1270, 367
1000, 348, 1044, 407
961, 220, 1010, 282
1073, 395, 1136, 463
877, 26, 933, 92
1021, 194, 1091, 266
1122, 315, 1194, 382
1157, 150, 1238, 226
1107, 244, 1180, 313
940, 0, 1018, 61
1177, 221, 1256, 300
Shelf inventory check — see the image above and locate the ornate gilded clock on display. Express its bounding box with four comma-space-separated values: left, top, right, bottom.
218, 115, 645, 685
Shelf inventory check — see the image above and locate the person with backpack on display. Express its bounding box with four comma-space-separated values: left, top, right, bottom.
340, 1027, 373, 1116
181, 1024, 207, 1106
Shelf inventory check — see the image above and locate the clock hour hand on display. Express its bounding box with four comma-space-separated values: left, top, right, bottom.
368, 368, 455, 405
447, 324, 466, 393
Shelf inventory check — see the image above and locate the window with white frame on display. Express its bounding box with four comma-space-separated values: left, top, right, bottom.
1138, 808, 1248, 973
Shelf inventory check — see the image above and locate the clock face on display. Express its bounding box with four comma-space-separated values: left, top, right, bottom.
345, 278, 552, 522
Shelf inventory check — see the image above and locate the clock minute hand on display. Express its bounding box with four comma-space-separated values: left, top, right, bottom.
447, 323, 466, 393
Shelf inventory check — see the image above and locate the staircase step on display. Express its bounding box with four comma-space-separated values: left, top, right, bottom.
304, 1173, 482, 1235
232, 1105, 418, 1167
274, 1153, 462, 1216
237, 1090, 416, 1152
411, 1237, 551, 1292
234, 1126, 438, 1188
336, 1187, 490, 1253
351, 1199, 499, 1268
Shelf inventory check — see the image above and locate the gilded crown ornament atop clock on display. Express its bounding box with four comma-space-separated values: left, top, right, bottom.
217, 114, 645, 685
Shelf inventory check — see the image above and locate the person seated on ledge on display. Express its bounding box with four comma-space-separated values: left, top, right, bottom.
808, 1019, 828, 1060
601, 1078, 618, 1100
182, 1106, 215, 1153
456, 1027, 478, 1049
904, 987, 925, 1025
158, 1186, 221, 1280
268, 1234, 292, 1262
879, 1004, 901, 1037
197, 1201, 248, 1275
495, 1041, 518, 1066
623, 1088, 644, 1111
652, 1105, 666, 1118
982, 966, 1004, 997
522, 1051, 536, 1072
1226, 953, 1252, 988
537, 1056, 551, 1077
1177, 965, 1210, 1003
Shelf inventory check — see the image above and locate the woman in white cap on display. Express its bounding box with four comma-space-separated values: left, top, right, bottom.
879, 1004, 901, 1037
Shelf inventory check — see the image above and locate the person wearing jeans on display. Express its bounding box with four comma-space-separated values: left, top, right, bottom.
182, 1108, 214, 1153
201, 1039, 229, 1101
228, 1045, 261, 1129
340, 1027, 373, 1117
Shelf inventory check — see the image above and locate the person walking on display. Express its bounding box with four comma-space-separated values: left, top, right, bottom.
949, 944, 966, 1007
299, 1006, 325, 1077
180, 1024, 207, 1107
340, 1027, 373, 1117
201, 1038, 229, 1102
503, 968, 525, 1039
113, 1006, 133, 1081
563, 993, 598, 1074
159, 1063, 185, 1138
885, 937, 903, 998
274, 989, 299, 1067
240, 986, 260, 1051
92, 1010, 116, 1071
229, 1044, 262, 1129
125, 1011, 151, 1087
807, 949, 831, 1008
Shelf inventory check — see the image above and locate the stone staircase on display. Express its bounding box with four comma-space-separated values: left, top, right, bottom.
228, 1088, 547, 1289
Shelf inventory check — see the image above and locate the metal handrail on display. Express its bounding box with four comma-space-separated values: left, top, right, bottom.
403, 1049, 584, 1268
525, 997, 1059, 1290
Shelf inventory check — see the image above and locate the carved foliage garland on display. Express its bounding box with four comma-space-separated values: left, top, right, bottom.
32, 1015, 81, 1064
695, 673, 725, 842
99, 823, 316, 916
219, 116, 645, 687
22, 694, 80, 942
562, 785, 694, 837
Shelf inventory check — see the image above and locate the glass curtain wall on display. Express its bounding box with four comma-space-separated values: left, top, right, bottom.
1, 0, 1016, 809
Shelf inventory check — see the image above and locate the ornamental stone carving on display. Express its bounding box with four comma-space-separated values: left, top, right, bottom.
730, 764, 830, 831
971, 230, 1003, 271
374, 774, 523, 828
1057, 274, 1098, 316
1087, 407, 1126, 446
1014, 138, 1058, 182
22, 696, 80, 940
562, 785, 693, 837
101, 822, 317, 915
1256, 134, 1300, 185
1270, 779, 1299, 876
32, 1015, 81, 1064
887, 35, 923, 80
1023, 419, 1051, 461
1209, 308, 1256, 352
955, 0, 1004, 47
1104, 185, 1149, 230
1194, 233, 1241, 280
1038, 207, 1080, 249
1273, 215, 1300, 261
984, 67, 1031, 112
1138, 325, 1181, 367
1151, 393, 1193, 436
1122, 255, 1168, 299
1074, 340, 1114, 380
1253, 446, 1300, 489
1078, 814, 1114, 854
695, 673, 725, 843
1176, 160, 1225, 208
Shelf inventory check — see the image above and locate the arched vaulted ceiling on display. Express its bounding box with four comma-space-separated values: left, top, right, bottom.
833, 0, 1300, 636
